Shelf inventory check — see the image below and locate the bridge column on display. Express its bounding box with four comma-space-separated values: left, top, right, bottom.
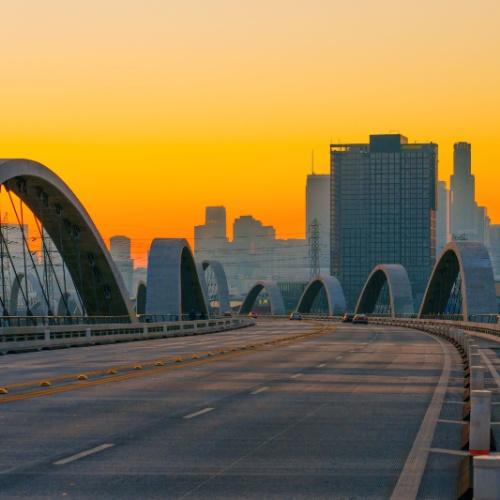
471, 365, 485, 391
469, 390, 491, 455
473, 455, 500, 500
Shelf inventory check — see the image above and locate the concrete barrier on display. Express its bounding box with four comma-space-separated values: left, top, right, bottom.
0, 317, 255, 354
470, 390, 492, 455
473, 455, 500, 500
471, 365, 485, 391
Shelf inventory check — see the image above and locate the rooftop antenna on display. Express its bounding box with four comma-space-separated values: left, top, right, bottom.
311, 150, 315, 175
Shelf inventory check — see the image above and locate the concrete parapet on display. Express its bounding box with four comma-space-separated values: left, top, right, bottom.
473, 455, 500, 500
470, 390, 492, 455
471, 365, 485, 391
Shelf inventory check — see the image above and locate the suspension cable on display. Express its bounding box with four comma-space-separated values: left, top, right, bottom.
6, 186, 52, 315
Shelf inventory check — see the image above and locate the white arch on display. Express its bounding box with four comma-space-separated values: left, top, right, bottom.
355, 264, 414, 318
240, 281, 286, 315
296, 275, 346, 315
419, 241, 497, 319
146, 238, 209, 319
0, 159, 134, 319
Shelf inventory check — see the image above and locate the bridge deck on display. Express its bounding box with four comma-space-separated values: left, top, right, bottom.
0, 320, 466, 498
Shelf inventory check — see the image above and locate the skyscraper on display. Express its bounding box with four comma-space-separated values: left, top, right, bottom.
450, 142, 479, 240
194, 206, 228, 258
306, 174, 330, 272
436, 181, 451, 255
110, 235, 134, 296
330, 134, 437, 309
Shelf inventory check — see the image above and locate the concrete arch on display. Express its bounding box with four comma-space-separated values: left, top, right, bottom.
419, 241, 497, 320
57, 292, 81, 316
355, 264, 414, 318
200, 260, 231, 314
9, 272, 48, 316
135, 281, 147, 315
145, 238, 208, 319
0, 159, 134, 319
296, 275, 346, 315
239, 281, 286, 315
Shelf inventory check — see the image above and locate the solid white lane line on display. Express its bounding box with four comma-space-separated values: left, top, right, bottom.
183, 407, 215, 420
317, 363, 326, 368
480, 351, 500, 388
250, 386, 269, 395
54, 444, 114, 465
290, 373, 302, 379
390, 334, 452, 500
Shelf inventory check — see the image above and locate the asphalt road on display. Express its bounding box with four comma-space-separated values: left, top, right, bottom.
0, 319, 467, 499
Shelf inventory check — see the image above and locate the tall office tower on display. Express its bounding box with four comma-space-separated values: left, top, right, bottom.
436, 181, 451, 255
450, 142, 481, 241
330, 134, 437, 309
489, 225, 500, 279
109, 235, 134, 296
306, 174, 330, 272
194, 206, 228, 258
232, 215, 275, 252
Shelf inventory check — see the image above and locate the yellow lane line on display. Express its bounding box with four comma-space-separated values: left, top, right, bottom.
0, 327, 333, 405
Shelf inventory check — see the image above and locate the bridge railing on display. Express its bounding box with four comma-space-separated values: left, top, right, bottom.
0, 316, 255, 354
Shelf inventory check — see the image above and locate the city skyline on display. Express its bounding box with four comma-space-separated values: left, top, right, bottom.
1, 1, 500, 264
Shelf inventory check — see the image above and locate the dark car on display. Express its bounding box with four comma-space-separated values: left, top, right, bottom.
342, 313, 354, 323
289, 311, 303, 320
352, 314, 368, 324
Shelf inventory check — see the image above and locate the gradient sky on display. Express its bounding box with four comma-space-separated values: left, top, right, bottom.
1, 1, 500, 265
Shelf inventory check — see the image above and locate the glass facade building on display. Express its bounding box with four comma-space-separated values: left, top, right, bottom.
330, 134, 437, 309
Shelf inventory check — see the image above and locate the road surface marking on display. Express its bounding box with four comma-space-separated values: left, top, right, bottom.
335, 355, 343, 360
480, 351, 500, 387
317, 363, 326, 368
390, 334, 451, 500
184, 407, 214, 419
428, 447, 469, 457
437, 419, 467, 425
250, 386, 269, 395
54, 443, 114, 465
290, 373, 302, 379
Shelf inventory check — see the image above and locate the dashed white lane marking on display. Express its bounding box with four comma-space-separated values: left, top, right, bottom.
290, 373, 302, 379
428, 447, 468, 457
335, 355, 343, 360
54, 443, 114, 465
183, 407, 215, 420
317, 363, 326, 368
250, 386, 269, 395
437, 419, 467, 425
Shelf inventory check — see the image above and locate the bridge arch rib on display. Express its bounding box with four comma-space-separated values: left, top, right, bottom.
0, 159, 134, 319
199, 260, 231, 315
239, 281, 285, 316
355, 264, 414, 318
146, 238, 208, 319
135, 281, 147, 315
296, 275, 346, 315
418, 241, 497, 320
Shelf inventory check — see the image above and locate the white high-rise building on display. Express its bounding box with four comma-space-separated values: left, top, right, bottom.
436, 181, 451, 255
305, 174, 330, 272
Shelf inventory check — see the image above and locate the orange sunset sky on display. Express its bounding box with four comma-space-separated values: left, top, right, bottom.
1, 0, 500, 265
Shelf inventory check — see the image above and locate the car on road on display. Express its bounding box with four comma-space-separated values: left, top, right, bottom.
352, 314, 368, 324
289, 311, 303, 320
342, 313, 354, 323
248, 311, 258, 319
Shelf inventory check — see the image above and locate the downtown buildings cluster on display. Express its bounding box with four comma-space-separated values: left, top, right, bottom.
191, 134, 499, 311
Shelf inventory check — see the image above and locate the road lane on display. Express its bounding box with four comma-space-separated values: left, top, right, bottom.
0, 320, 465, 498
